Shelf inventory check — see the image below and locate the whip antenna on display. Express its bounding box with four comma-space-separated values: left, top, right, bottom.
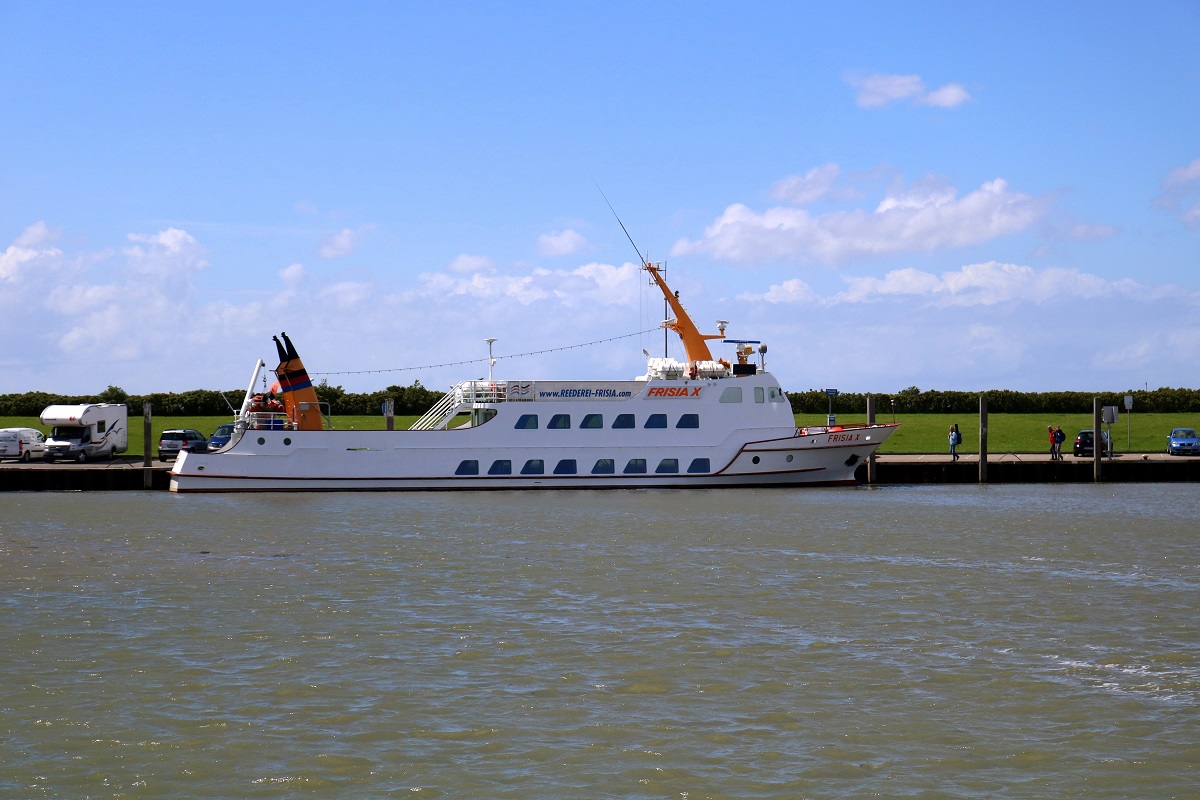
594, 180, 650, 268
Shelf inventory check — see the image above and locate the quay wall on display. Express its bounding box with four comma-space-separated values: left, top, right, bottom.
1, 455, 1198, 492
859, 455, 1200, 484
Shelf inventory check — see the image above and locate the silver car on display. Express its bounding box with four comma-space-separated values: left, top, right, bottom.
158, 429, 208, 461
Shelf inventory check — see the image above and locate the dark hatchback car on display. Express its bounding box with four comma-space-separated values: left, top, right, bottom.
158, 429, 207, 461
208, 423, 236, 451
1073, 429, 1112, 457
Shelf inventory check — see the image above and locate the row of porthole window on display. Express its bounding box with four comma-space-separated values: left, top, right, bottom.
515, 413, 699, 430
456, 457, 712, 476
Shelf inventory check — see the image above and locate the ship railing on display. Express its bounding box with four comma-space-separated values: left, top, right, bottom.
239, 405, 334, 432
459, 380, 507, 404
411, 380, 509, 431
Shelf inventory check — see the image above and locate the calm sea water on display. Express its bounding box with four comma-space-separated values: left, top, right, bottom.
1, 485, 1196, 799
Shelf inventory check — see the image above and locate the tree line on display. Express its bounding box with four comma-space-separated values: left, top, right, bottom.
789, 386, 1200, 415
1, 383, 1196, 418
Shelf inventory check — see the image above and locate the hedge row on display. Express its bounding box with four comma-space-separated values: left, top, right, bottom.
2, 383, 1197, 418
0, 382, 445, 418
789, 386, 1200, 415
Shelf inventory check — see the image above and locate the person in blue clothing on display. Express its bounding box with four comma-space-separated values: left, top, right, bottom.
949, 423, 962, 461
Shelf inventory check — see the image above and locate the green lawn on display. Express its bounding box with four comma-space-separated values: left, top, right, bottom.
800, 412, 1189, 454
5, 412, 1192, 457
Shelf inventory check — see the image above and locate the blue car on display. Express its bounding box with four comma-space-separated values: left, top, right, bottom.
208, 423, 236, 451
1167, 427, 1200, 456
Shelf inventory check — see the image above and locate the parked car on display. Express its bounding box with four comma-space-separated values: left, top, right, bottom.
158, 429, 208, 461
0, 427, 47, 462
1073, 429, 1112, 457
1166, 427, 1200, 456
208, 423, 236, 451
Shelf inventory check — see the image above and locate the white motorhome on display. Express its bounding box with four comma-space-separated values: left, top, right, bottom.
40, 404, 129, 462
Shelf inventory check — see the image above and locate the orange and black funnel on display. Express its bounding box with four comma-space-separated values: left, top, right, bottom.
272, 332, 325, 431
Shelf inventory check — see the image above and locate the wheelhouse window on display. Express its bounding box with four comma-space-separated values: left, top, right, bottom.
624, 458, 647, 474
644, 414, 667, 429
549, 414, 571, 429
676, 413, 699, 428
687, 458, 711, 474
768, 387, 785, 403
592, 458, 615, 474
455, 460, 479, 475
553, 459, 577, 475
719, 387, 743, 403
521, 459, 544, 475
488, 459, 512, 475
515, 414, 538, 429
754, 387, 765, 403
580, 414, 603, 429
612, 414, 635, 429
655, 458, 679, 473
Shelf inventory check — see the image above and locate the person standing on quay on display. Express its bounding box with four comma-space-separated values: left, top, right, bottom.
949, 424, 961, 461
1054, 425, 1066, 460
1048, 425, 1058, 460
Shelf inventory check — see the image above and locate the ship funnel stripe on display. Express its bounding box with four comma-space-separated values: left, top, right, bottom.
279, 370, 313, 392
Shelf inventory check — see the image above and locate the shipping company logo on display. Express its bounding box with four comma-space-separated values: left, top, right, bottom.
646, 387, 702, 398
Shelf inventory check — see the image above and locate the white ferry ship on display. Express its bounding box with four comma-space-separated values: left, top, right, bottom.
169, 264, 898, 492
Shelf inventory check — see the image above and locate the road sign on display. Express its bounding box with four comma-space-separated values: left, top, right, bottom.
825, 388, 839, 396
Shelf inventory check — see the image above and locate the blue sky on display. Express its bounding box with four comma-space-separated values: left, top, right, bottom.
2, 2, 1198, 397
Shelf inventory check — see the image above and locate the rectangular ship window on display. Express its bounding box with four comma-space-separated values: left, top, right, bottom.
580, 414, 603, 429
676, 413, 699, 428
719, 387, 743, 403
687, 458, 711, 473
521, 459, 544, 475
515, 414, 538, 429
549, 414, 571, 429
612, 414, 635, 429
644, 413, 667, 429
655, 458, 679, 473
592, 458, 615, 474
623, 458, 647, 474
488, 459, 512, 475
553, 459, 577, 474
455, 460, 479, 475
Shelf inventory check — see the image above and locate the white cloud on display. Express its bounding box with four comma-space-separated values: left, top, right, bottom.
741, 261, 1172, 309
317, 225, 375, 259
414, 261, 641, 308
537, 228, 587, 257
279, 262, 307, 285
769, 164, 842, 205
674, 176, 1046, 266
1155, 157, 1200, 229
447, 254, 494, 274
14, 220, 58, 248
1, 221, 63, 283
741, 278, 817, 304
847, 72, 971, 108
919, 82, 971, 108
125, 227, 207, 278
324, 281, 371, 309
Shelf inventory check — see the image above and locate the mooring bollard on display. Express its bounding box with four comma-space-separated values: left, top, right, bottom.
143, 401, 153, 489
